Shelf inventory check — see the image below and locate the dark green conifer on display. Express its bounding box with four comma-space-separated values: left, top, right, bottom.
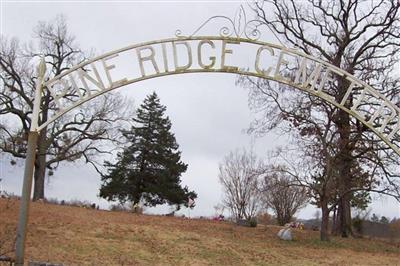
100, 92, 197, 209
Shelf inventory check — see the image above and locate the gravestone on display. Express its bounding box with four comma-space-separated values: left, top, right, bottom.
277, 228, 292, 241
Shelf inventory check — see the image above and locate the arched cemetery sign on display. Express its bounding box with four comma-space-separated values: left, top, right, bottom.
37, 36, 400, 152
15, 19, 400, 266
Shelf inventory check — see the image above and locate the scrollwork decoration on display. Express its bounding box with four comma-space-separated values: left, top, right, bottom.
244, 20, 261, 40
175, 5, 261, 41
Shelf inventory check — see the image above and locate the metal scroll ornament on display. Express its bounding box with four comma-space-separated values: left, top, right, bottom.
175, 5, 261, 40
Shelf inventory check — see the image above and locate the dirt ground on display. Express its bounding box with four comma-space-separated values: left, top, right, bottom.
1, 198, 399, 265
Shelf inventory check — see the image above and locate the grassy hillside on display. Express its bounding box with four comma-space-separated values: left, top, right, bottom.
1, 198, 399, 265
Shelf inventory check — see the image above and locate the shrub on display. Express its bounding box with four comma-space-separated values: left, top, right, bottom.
352, 216, 364, 235
249, 217, 258, 227
236, 217, 257, 227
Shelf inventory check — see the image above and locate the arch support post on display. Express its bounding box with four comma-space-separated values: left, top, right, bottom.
15, 58, 45, 266
15, 131, 39, 266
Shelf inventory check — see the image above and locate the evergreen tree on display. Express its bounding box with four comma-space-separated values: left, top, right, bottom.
380, 216, 389, 224
371, 214, 379, 223
99, 92, 197, 209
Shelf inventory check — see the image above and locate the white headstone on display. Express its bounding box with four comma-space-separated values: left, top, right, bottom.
277, 228, 292, 241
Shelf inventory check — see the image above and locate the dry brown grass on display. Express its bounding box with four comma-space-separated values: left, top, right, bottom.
1, 198, 399, 265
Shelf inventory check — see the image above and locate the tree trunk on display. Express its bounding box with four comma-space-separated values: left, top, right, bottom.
32, 130, 47, 201
338, 74, 357, 237
331, 205, 337, 234
332, 203, 341, 235
33, 161, 45, 200
341, 194, 352, 237
334, 80, 354, 237
332, 190, 353, 237
320, 201, 330, 241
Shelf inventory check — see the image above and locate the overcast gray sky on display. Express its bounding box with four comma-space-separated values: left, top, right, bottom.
1, 0, 399, 220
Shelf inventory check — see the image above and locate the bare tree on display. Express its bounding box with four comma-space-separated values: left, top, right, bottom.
261, 166, 309, 226
0, 15, 132, 200
256, 116, 398, 241
262, 134, 339, 241
241, 0, 400, 238
218, 148, 263, 221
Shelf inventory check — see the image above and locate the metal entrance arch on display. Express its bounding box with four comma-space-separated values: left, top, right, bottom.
14, 34, 400, 265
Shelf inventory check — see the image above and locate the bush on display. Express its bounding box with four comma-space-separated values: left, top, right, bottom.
352, 216, 364, 235
237, 217, 257, 227
249, 217, 258, 227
